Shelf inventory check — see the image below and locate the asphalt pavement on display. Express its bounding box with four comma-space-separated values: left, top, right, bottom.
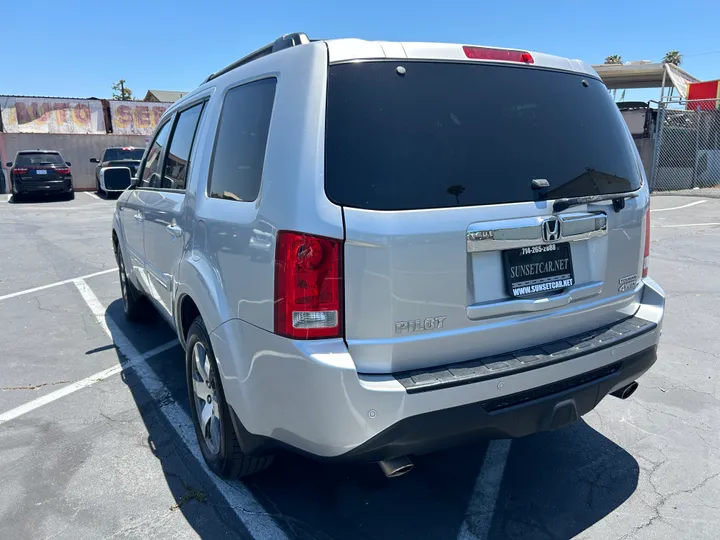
0, 191, 718, 539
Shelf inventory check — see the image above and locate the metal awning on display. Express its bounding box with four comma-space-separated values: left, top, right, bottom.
591, 63, 700, 99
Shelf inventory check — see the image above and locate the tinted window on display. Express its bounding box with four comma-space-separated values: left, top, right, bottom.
325, 62, 643, 211
162, 103, 205, 190
16, 153, 64, 166
209, 78, 276, 201
140, 121, 172, 188
103, 148, 145, 161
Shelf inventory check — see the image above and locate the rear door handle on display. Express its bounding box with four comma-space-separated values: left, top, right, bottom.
166, 224, 182, 237
134, 212, 144, 222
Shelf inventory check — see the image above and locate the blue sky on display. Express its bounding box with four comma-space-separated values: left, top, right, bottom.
2, 0, 719, 101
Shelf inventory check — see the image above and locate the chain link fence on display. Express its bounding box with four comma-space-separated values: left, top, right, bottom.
650, 99, 720, 192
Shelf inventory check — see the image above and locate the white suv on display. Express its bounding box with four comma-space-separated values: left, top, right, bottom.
111, 33, 664, 478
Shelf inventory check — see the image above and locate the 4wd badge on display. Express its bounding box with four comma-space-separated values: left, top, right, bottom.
618, 274, 639, 292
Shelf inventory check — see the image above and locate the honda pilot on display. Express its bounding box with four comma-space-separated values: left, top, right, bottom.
111, 34, 664, 479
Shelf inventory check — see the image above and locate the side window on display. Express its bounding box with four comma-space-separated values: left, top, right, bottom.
162, 102, 205, 190
208, 78, 277, 201
140, 120, 173, 188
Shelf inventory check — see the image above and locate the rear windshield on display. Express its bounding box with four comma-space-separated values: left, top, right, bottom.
16, 153, 64, 166
103, 148, 144, 161
325, 62, 642, 211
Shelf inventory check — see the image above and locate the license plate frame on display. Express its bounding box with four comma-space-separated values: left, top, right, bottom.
503, 243, 575, 298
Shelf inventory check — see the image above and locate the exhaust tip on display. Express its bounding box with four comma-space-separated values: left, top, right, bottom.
611, 381, 639, 400
378, 456, 414, 478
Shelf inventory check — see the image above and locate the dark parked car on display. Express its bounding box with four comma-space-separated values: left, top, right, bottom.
6, 150, 74, 201
90, 147, 144, 196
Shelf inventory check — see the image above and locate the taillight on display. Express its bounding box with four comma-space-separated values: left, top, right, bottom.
463, 46, 534, 64
55, 167, 71, 175
13, 168, 28, 175
274, 231, 343, 339
642, 208, 651, 278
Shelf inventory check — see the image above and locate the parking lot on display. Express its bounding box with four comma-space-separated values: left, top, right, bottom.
0, 191, 718, 540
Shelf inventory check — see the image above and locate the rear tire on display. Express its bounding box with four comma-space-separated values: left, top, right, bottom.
65, 191, 75, 201
115, 246, 147, 322
186, 316, 274, 479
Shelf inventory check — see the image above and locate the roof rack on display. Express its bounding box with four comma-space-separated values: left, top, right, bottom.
203, 32, 310, 84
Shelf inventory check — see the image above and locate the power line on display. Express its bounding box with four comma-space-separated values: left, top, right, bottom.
682, 50, 720, 58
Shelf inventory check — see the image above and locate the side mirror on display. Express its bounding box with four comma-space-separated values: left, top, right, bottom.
89, 158, 99, 163
100, 166, 133, 192
65, 161, 72, 167
5, 162, 11, 167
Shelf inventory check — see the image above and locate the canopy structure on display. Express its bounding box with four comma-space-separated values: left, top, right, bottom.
592, 62, 700, 100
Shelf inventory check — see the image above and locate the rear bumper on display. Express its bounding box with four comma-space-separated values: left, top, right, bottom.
212, 278, 664, 461
14, 180, 72, 193
335, 346, 655, 462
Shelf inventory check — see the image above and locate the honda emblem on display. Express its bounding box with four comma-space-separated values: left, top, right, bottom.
542, 217, 561, 243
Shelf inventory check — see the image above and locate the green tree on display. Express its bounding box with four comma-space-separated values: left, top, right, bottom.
662, 50, 682, 66
112, 79, 133, 100
604, 54, 623, 65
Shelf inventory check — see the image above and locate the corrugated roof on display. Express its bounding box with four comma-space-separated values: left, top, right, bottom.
592, 63, 700, 92
0, 94, 101, 101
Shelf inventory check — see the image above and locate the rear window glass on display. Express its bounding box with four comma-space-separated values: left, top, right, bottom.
208, 78, 277, 202
325, 62, 642, 211
16, 153, 64, 166
103, 148, 145, 161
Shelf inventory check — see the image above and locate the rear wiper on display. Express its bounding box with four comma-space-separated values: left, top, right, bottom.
553, 192, 639, 213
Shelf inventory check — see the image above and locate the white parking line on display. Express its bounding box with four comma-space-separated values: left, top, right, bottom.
655, 222, 720, 228
651, 200, 706, 212
85, 191, 101, 200
0, 340, 177, 426
457, 439, 512, 539
3, 203, 109, 210
0, 268, 115, 302
72, 278, 289, 538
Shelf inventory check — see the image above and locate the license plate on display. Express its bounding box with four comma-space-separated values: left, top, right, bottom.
35, 169, 47, 175
503, 243, 574, 298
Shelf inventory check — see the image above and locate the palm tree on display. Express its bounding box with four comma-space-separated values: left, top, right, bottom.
604, 54, 623, 65
662, 50, 682, 65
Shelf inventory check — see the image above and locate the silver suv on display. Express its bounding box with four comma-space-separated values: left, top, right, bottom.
111, 33, 664, 479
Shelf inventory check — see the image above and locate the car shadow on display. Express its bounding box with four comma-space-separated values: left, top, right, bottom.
9, 192, 71, 204
105, 299, 640, 539
97, 191, 120, 200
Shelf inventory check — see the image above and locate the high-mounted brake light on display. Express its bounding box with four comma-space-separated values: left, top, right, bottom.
13, 167, 28, 175
463, 46, 534, 64
274, 231, 343, 339
55, 167, 71, 175
642, 208, 651, 278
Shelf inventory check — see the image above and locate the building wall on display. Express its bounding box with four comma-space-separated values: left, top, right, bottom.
0, 133, 147, 192
635, 137, 655, 182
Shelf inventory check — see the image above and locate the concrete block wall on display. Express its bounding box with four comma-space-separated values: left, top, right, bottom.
0, 133, 147, 192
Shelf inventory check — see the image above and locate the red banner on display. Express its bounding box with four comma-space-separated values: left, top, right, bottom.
1, 97, 105, 133
687, 80, 720, 110
109, 101, 170, 135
